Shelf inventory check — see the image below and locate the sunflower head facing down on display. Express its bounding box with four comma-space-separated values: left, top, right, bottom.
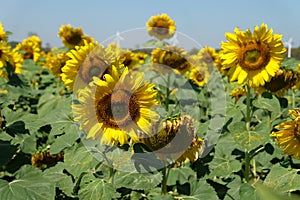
146, 13, 176, 40
58, 24, 94, 49
270, 109, 300, 159
137, 115, 203, 165
150, 46, 191, 74
14, 35, 42, 62
220, 23, 286, 87
73, 66, 159, 146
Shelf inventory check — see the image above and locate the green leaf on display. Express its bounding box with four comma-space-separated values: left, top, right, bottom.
183, 179, 218, 200
0, 165, 55, 200
252, 92, 281, 120
11, 133, 36, 154
143, 39, 158, 47
114, 171, 162, 190
239, 183, 256, 200
209, 133, 240, 177
78, 173, 120, 200
264, 164, 300, 193
225, 176, 242, 200
167, 166, 196, 186
281, 57, 300, 71
64, 144, 99, 178
43, 162, 74, 197
50, 127, 79, 154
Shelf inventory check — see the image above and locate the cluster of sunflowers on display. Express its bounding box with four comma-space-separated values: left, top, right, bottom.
1, 13, 300, 197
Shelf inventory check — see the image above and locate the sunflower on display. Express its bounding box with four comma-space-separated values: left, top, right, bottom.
0, 41, 12, 69
197, 46, 220, 66
58, 24, 94, 49
0, 23, 7, 42
150, 46, 191, 74
230, 88, 246, 103
1, 50, 24, 78
73, 66, 159, 146
14, 35, 41, 62
220, 23, 286, 87
255, 68, 299, 96
45, 50, 69, 77
61, 41, 120, 91
188, 67, 210, 87
119, 50, 148, 70
146, 13, 176, 40
270, 109, 300, 159
137, 115, 203, 164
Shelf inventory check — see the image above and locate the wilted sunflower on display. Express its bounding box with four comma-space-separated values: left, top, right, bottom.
146, 13, 176, 40
0, 23, 7, 42
138, 115, 203, 164
151, 46, 191, 74
58, 24, 94, 49
73, 66, 159, 146
0, 41, 11, 69
14, 35, 41, 62
61, 41, 120, 91
220, 23, 286, 87
255, 68, 299, 96
270, 109, 300, 159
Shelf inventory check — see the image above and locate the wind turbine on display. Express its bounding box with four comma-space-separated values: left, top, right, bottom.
284, 37, 293, 58
113, 31, 124, 46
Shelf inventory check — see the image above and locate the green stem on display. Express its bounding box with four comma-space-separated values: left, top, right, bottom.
73, 172, 87, 195
165, 74, 171, 113
108, 167, 116, 184
161, 166, 171, 195
244, 83, 251, 182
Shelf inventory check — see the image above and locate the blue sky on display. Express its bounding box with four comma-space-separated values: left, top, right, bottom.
0, 0, 299, 49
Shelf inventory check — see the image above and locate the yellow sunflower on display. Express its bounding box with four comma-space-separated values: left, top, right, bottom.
230, 88, 246, 103
45, 50, 69, 77
73, 66, 159, 146
150, 46, 191, 74
61, 41, 120, 91
220, 23, 286, 87
0, 41, 12, 69
197, 46, 220, 66
14, 35, 41, 62
187, 60, 210, 87
270, 109, 300, 159
146, 13, 176, 40
58, 24, 94, 49
137, 115, 203, 165
119, 50, 148, 70
0, 23, 7, 42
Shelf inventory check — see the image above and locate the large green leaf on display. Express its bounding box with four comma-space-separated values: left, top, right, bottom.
114, 171, 162, 190
0, 165, 55, 200
167, 166, 196, 186
43, 162, 74, 197
78, 173, 120, 200
64, 144, 99, 178
182, 180, 218, 200
209, 133, 240, 177
11, 133, 36, 154
264, 164, 300, 193
50, 126, 79, 154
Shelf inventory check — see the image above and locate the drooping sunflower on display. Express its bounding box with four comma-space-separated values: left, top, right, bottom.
150, 46, 191, 74
58, 24, 94, 49
197, 46, 220, 67
14, 35, 41, 62
220, 23, 286, 87
119, 50, 148, 70
61, 41, 120, 91
137, 115, 203, 165
73, 66, 159, 146
146, 13, 176, 40
255, 68, 299, 96
270, 109, 300, 159
0, 23, 7, 42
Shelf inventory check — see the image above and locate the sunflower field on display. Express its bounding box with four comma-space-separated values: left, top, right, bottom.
1, 13, 300, 200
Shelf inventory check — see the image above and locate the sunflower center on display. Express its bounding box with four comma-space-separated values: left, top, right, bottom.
96, 89, 140, 129
23, 48, 34, 59
238, 42, 270, 71
294, 122, 300, 140
196, 71, 204, 81
79, 57, 107, 83
66, 32, 82, 45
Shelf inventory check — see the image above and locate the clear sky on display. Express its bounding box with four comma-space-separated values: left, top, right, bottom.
1, 0, 299, 49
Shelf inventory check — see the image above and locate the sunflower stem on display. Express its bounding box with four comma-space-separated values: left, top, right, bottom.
244, 83, 252, 182
161, 165, 171, 195
244, 150, 250, 182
